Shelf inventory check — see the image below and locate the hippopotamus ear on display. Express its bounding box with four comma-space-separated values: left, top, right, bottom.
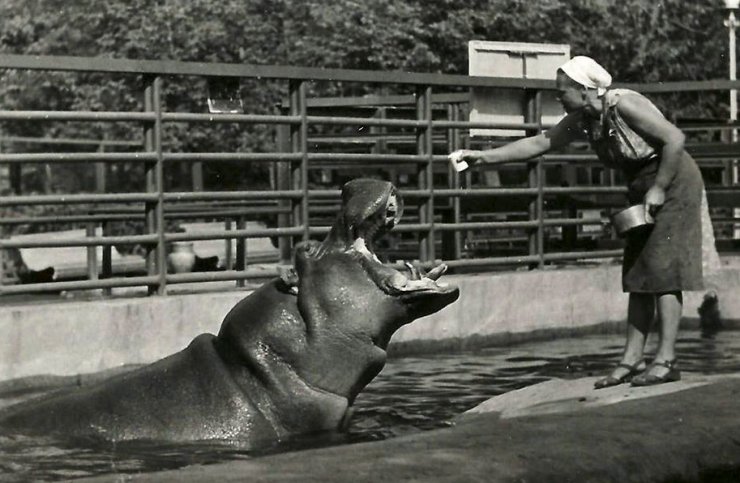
341, 179, 393, 231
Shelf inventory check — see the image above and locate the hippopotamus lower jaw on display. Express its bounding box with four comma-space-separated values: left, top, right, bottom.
351, 253, 459, 324
390, 276, 460, 319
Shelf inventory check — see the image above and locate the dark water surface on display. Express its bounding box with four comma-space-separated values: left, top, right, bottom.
1, 330, 739, 481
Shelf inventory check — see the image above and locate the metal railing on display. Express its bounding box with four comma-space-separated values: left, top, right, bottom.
0, 54, 738, 296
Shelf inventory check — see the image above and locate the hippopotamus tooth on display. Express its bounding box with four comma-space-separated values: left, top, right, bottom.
0, 179, 459, 447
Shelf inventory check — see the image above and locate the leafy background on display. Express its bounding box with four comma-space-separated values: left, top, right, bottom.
0, 0, 731, 208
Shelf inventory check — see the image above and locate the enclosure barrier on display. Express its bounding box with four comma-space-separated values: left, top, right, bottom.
0, 54, 738, 296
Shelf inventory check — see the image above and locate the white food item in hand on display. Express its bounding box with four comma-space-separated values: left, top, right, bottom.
453, 160, 469, 172
448, 150, 469, 172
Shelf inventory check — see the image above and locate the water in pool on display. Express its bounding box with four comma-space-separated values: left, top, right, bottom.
1, 330, 739, 481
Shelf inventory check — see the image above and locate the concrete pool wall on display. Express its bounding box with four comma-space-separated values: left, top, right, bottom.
1, 261, 738, 381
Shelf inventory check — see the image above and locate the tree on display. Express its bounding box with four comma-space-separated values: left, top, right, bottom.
0, 0, 731, 196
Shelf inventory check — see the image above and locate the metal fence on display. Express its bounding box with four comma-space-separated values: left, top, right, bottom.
0, 54, 738, 296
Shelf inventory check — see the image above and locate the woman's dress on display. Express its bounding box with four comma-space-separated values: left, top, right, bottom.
586, 89, 704, 293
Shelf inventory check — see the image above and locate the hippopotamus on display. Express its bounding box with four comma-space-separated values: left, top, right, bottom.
0, 178, 459, 446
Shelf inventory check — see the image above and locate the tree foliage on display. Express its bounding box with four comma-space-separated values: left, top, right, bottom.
0, 0, 731, 195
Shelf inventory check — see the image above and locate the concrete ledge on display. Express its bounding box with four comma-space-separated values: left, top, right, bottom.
390, 262, 740, 352
0, 292, 238, 380
1, 262, 739, 381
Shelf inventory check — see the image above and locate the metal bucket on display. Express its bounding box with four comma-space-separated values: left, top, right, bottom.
612, 205, 654, 236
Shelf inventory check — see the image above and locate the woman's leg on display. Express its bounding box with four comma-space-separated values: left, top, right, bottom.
601, 293, 655, 381
646, 291, 683, 376
622, 293, 656, 362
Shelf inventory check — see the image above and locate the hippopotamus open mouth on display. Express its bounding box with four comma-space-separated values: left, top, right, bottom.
302, 178, 456, 303
0, 178, 459, 446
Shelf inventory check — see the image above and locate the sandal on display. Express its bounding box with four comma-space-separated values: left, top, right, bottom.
630, 359, 681, 387
594, 360, 646, 389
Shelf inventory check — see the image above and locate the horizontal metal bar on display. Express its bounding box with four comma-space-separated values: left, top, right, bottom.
306, 226, 332, 236
306, 116, 424, 128
543, 186, 628, 195
162, 152, 302, 162
89, 203, 286, 214
432, 120, 541, 130
0, 276, 160, 294
0, 234, 158, 248
165, 227, 303, 241
390, 223, 433, 233
0, 207, 291, 225
307, 135, 449, 145
444, 255, 541, 268
0, 193, 158, 205
0, 54, 556, 89
306, 153, 427, 163
542, 154, 600, 162
542, 218, 605, 227
434, 221, 538, 231
2, 55, 740, 97
163, 190, 303, 201
0, 152, 155, 164
304, 92, 469, 108
615, 79, 740, 93
161, 113, 301, 124
0, 110, 155, 122
305, 116, 540, 131
166, 207, 292, 218
542, 250, 623, 261
0, 214, 131, 225
165, 269, 279, 284
303, 189, 341, 199
431, 188, 540, 197
0, 135, 141, 146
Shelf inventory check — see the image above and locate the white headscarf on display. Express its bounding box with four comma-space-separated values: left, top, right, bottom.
559, 56, 612, 96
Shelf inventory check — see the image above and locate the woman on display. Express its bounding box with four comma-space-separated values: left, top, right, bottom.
449, 56, 705, 387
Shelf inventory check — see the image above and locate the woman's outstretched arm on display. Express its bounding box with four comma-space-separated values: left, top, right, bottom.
450, 112, 583, 168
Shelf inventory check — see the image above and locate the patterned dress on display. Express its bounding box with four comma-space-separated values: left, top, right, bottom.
585, 89, 704, 293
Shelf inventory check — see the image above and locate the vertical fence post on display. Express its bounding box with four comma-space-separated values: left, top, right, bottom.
95, 141, 106, 193
95, 140, 110, 293
224, 218, 234, 270
446, 103, 463, 262
0, 135, 4, 292
290, 80, 310, 244
144, 74, 167, 295
276, 122, 292, 265
525, 89, 545, 269
86, 223, 98, 281
236, 216, 247, 288
416, 86, 435, 262
101, 220, 112, 296
0, 248, 4, 292
371, 107, 388, 155
0, 228, 4, 293
191, 162, 204, 192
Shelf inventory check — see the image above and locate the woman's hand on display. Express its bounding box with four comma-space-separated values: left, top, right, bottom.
448, 150, 481, 172
643, 184, 665, 223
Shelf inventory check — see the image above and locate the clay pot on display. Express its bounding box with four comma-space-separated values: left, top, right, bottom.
167, 241, 196, 273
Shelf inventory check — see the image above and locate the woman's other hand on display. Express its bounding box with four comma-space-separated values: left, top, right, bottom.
644, 184, 665, 223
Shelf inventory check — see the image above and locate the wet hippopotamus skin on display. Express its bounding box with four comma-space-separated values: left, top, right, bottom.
0, 179, 459, 445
